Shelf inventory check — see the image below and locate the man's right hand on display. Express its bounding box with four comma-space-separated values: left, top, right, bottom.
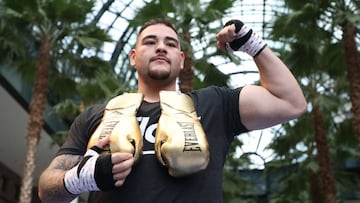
64, 136, 134, 194
111, 150, 134, 187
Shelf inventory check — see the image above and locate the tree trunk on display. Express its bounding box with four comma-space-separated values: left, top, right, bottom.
312, 103, 336, 203
307, 147, 322, 203
342, 23, 360, 149
179, 29, 194, 93
309, 168, 322, 203
19, 37, 51, 203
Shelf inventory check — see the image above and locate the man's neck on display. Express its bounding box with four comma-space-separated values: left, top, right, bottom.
138, 85, 177, 103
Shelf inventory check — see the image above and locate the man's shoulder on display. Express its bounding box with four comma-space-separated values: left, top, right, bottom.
74, 103, 106, 126
190, 86, 241, 98
190, 85, 222, 95
83, 103, 106, 116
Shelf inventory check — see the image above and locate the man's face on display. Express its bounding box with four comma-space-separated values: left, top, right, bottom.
130, 24, 184, 84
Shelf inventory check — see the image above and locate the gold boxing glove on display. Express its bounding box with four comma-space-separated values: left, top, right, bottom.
87, 93, 144, 162
155, 91, 210, 177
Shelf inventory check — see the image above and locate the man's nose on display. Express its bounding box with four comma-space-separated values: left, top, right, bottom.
156, 42, 167, 54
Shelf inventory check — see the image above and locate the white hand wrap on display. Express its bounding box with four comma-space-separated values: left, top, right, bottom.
225, 19, 267, 57
63, 148, 101, 195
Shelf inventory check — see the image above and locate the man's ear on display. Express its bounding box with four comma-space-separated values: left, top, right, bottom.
129, 49, 136, 67
180, 51, 185, 70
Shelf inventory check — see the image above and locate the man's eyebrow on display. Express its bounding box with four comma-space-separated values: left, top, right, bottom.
142, 35, 179, 45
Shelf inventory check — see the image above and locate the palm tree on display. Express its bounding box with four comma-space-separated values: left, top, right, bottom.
268, 0, 360, 201
278, 0, 360, 146
0, 0, 111, 202
341, 17, 360, 148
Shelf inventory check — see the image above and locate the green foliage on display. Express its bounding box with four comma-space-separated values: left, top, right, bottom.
53, 99, 81, 121
0, 0, 131, 149
223, 137, 257, 203
223, 169, 256, 203
267, 0, 360, 202
49, 72, 77, 100
44, 0, 94, 23
194, 60, 230, 89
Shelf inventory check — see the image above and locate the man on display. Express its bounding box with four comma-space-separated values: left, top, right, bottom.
38, 18, 306, 202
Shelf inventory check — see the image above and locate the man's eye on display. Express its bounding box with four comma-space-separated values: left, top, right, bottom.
167, 43, 177, 47
144, 41, 155, 45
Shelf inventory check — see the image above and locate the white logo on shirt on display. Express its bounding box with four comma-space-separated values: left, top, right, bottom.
137, 116, 157, 155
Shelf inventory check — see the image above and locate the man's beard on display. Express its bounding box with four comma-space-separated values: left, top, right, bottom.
148, 68, 171, 80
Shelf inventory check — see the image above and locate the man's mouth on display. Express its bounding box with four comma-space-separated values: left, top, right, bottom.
150, 56, 170, 64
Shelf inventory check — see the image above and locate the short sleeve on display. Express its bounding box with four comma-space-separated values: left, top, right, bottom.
55, 104, 105, 156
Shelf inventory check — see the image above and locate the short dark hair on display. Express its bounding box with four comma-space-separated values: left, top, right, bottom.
138, 18, 178, 36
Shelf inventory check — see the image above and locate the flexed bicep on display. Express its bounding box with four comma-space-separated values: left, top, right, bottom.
239, 85, 303, 130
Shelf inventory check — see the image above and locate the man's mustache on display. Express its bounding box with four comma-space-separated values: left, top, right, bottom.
150, 55, 171, 64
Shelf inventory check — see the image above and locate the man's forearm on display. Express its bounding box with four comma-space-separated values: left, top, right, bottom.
38, 169, 78, 203
38, 154, 82, 203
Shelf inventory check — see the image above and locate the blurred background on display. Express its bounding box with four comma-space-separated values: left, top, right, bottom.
0, 0, 359, 202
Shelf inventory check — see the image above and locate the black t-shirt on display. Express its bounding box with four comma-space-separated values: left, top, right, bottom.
57, 86, 249, 203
